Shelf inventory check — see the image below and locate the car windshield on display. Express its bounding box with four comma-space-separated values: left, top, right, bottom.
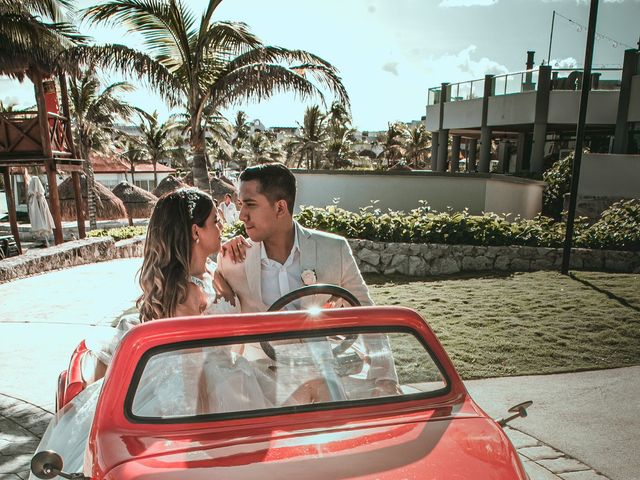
128, 328, 448, 421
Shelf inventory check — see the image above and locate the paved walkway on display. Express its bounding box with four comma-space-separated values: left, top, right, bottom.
0, 259, 635, 479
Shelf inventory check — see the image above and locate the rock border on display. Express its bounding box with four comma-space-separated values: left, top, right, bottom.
0, 236, 145, 284
348, 239, 640, 276
2, 236, 639, 284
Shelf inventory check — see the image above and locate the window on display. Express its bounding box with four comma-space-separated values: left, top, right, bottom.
127, 329, 448, 422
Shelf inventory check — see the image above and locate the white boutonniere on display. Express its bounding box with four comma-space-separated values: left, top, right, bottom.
301, 269, 317, 286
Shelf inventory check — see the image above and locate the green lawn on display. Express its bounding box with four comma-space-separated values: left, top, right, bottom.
365, 271, 640, 379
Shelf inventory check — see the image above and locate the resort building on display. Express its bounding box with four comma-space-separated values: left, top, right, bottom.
425, 49, 640, 174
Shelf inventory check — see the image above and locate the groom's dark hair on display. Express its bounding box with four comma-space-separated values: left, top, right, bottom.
240, 163, 296, 214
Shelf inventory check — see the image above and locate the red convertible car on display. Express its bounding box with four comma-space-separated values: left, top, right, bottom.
32, 286, 530, 479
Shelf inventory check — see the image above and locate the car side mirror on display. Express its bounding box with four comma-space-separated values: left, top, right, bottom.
31, 450, 88, 479
497, 400, 533, 427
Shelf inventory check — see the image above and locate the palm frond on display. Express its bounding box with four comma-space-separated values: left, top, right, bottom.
60, 44, 183, 107
210, 63, 326, 111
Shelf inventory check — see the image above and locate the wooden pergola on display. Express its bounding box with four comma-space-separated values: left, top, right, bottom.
1, 71, 85, 253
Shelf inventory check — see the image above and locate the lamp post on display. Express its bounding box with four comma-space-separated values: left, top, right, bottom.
561, 0, 599, 275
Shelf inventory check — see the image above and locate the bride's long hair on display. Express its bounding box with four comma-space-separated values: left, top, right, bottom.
137, 187, 215, 322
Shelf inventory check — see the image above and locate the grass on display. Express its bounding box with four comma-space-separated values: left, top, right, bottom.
365, 271, 640, 380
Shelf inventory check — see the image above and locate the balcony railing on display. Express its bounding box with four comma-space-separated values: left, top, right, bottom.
427, 67, 622, 105
0, 111, 74, 158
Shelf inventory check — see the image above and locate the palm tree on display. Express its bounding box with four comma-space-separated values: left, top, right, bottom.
134, 111, 180, 189
380, 122, 408, 169
115, 135, 145, 184
326, 127, 357, 169
290, 105, 328, 169
71, 0, 349, 191
404, 125, 431, 168
0, 0, 85, 81
68, 68, 135, 228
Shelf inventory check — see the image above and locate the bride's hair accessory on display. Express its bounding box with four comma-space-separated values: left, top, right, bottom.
301, 269, 317, 286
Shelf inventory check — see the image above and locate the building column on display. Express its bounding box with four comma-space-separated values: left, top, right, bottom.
479, 127, 492, 173
430, 131, 439, 171
437, 129, 449, 172
450, 135, 461, 172
613, 49, 639, 154
478, 74, 494, 173
468, 138, 478, 172
515, 132, 527, 172
530, 65, 552, 173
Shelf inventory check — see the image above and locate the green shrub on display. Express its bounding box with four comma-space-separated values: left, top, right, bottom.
542, 152, 573, 220
293, 203, 638, 251
87, 226, 147, 241
576, 199, 640, 251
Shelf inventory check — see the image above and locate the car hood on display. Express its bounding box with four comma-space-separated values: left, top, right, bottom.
102, 416, 526, 479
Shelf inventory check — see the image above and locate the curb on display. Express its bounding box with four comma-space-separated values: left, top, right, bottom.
0, 236, 145, 284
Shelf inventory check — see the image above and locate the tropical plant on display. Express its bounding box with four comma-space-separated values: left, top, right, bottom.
0, 0, 85, 81
133, 110, 180, 189
379, 122, 408, 168
404, 125, 431, 168
72, 0, 349, 191
244, 130, 272, 166
68, 68, 135, 229
114, 133, 145, 183
542, 152, 573, 220
290, 105, 328, 169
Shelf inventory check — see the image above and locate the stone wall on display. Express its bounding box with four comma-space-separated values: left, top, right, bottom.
2, 235, 639, 284
0, 236, 145, 284
348, 239, 640, 276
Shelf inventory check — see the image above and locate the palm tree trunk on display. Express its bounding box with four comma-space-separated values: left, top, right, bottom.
81, 141, 97, 230
191, 126, 210, 193
152, 160, 158, 189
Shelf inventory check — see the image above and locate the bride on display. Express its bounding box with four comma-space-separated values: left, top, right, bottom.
31, 187, 259, 478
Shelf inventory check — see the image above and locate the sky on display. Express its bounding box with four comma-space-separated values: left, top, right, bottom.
2, 0, 639, 131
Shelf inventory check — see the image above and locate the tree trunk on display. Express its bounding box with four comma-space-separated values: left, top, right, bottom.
191, 126, 210, 193
81, 141, 97, 230
153, 160, 158, 189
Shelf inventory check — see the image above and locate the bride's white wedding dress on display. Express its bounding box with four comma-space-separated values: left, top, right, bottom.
30, 263, 246, 479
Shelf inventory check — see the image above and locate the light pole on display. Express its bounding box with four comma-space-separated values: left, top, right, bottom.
547, 10, 556, 64
561, 0, 599, 275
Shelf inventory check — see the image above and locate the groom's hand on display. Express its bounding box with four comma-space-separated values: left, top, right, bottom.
221, 235, 251, 263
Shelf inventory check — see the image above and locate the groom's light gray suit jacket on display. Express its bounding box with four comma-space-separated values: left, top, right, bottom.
217, 222, 373, 312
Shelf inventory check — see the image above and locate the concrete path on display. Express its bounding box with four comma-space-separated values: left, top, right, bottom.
0, 259, 636, 479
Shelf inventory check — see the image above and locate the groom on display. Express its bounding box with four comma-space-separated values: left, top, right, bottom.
217, 163, 397, 390
217, 162, 372, 311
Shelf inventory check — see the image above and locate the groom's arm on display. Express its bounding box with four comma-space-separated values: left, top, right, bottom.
339, 238, 373, 306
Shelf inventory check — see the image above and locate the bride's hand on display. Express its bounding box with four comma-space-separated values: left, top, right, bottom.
221, 235, 251, 263
213, 270, 236, 306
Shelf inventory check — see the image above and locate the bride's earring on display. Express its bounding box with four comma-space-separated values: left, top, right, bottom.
196, 237, 200, 244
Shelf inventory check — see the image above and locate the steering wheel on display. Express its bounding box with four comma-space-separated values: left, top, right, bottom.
260, 284, 361, 364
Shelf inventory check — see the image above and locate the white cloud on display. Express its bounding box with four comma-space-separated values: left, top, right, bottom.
423, 45, 509, 79
439, 0, 498, 7
550, 57, 579, 68
382, 62, 399, 76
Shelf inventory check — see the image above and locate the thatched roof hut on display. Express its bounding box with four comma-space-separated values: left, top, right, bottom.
152, 175, 185, 198
58, 174, 127, 221
181, 172, 237, 203
112, 181, 157, 221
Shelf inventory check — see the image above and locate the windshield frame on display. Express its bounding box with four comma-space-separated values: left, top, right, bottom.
123, 325, 452, 424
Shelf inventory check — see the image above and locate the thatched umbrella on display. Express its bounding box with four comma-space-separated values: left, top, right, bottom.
58, 174, 127, 221
181, 172, 237, 203
112, 181, 157, 226
153, 175, 185, 198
